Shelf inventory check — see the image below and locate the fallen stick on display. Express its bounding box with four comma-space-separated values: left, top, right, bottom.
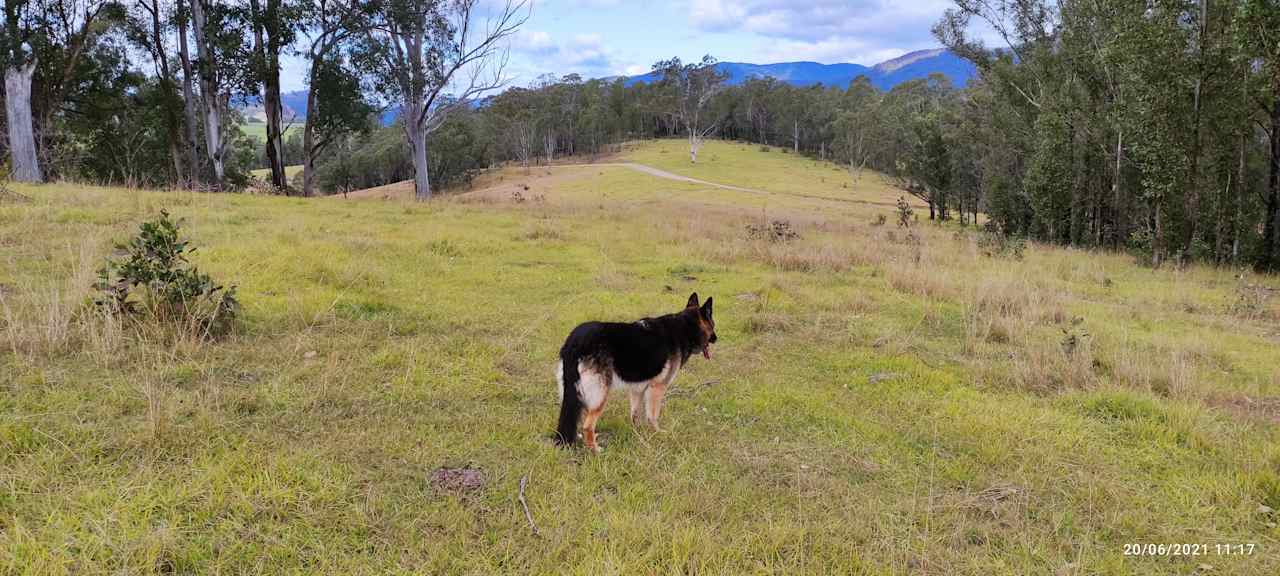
0, 187, 33, 203
667, 380, 720, 398
519, 474, 539, 536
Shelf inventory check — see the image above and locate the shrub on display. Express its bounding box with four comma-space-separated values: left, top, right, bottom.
1060, 317, 1089, 356
1230, 279, 1276, 321
978, 231, 1026, 260
896, 196, 913, 228
1127, 229, 1155, 266
746, 219, 800, 243
93, 211, 239, 338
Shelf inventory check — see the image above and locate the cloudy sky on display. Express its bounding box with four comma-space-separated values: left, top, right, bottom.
278, 0, 962, 92
503, 0, 959, 85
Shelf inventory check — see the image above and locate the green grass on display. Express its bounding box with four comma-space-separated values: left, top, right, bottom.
250, 164, 304, 180
239, 122, 296, 143
2, 140, 1279, 574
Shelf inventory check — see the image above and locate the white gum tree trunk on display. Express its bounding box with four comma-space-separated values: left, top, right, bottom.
5, 62, 42, 183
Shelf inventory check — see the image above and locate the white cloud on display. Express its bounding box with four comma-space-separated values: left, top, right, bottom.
689, 0, 746, 31
508, 29, 636, 81
514, 30, 557, 55
688, 0, 957, 64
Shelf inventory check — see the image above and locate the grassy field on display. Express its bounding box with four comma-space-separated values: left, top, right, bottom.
2, 139, 1279, 574
249, 164, 304, 181
239, 122, 296, 143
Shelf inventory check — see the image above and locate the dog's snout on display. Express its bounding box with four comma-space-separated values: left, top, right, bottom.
709, 333, 718, 344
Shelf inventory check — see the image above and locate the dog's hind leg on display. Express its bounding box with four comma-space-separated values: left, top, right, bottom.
578, 365, 609, 453
582, 407, 605, 454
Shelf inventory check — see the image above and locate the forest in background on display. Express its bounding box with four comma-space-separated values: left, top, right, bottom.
1, 0, 1278, 271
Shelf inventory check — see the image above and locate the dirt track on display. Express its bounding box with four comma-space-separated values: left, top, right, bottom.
557, 163, 769, 195
335, 162, 769, 202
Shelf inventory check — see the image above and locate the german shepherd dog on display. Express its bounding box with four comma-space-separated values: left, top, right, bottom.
555, 293, 717, 452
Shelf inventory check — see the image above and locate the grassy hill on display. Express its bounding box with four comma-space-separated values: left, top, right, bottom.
2, 140, 1278, 574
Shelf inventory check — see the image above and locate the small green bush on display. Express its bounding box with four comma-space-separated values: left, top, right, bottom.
93, 210, 239, 338
746, 219, 800, 243
896, 196, 913, 228
978, 231, 1026, 260
1127, 229, 1154, 266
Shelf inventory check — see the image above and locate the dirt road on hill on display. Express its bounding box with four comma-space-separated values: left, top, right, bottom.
559, 163, 769, 195
337, 161, 769, 201
338, 161, 919, 211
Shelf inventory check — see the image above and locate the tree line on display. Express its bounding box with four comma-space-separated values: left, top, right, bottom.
933, 0, 1280, 272
3, 0, 1279, 272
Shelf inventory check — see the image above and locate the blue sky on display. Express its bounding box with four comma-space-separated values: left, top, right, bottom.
280, 0, 964, 92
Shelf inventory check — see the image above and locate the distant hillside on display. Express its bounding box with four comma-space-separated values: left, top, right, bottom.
625, 49, 975, 91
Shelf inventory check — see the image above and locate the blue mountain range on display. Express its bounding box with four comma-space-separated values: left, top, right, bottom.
624, 49, 975, 92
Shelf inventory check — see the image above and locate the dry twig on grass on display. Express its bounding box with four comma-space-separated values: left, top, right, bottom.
667, 380, 720, 398
519, 474, 539, 536
0, 187, 33, 203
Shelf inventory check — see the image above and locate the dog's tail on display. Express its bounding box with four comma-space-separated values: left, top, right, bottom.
554, 353, 582, 446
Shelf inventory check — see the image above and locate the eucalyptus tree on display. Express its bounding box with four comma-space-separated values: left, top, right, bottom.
3, 0, 46, 182
246, 0, 301, 192
363, 0, 528, 201
2, 0, 115, 183
1238, 0, 1280, 272
835, 76, 881, 179
127, 0, 185, 184
189, 0, 250, 190
175, 0, 199, 186
652, 55, 727, 163
297, 0, 371, 196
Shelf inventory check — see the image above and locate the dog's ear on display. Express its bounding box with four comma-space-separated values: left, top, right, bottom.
686, 292, 700, 309
700, 296, 713, 319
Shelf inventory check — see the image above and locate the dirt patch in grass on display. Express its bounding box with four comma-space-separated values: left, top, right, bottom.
430, 467, 486, 494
